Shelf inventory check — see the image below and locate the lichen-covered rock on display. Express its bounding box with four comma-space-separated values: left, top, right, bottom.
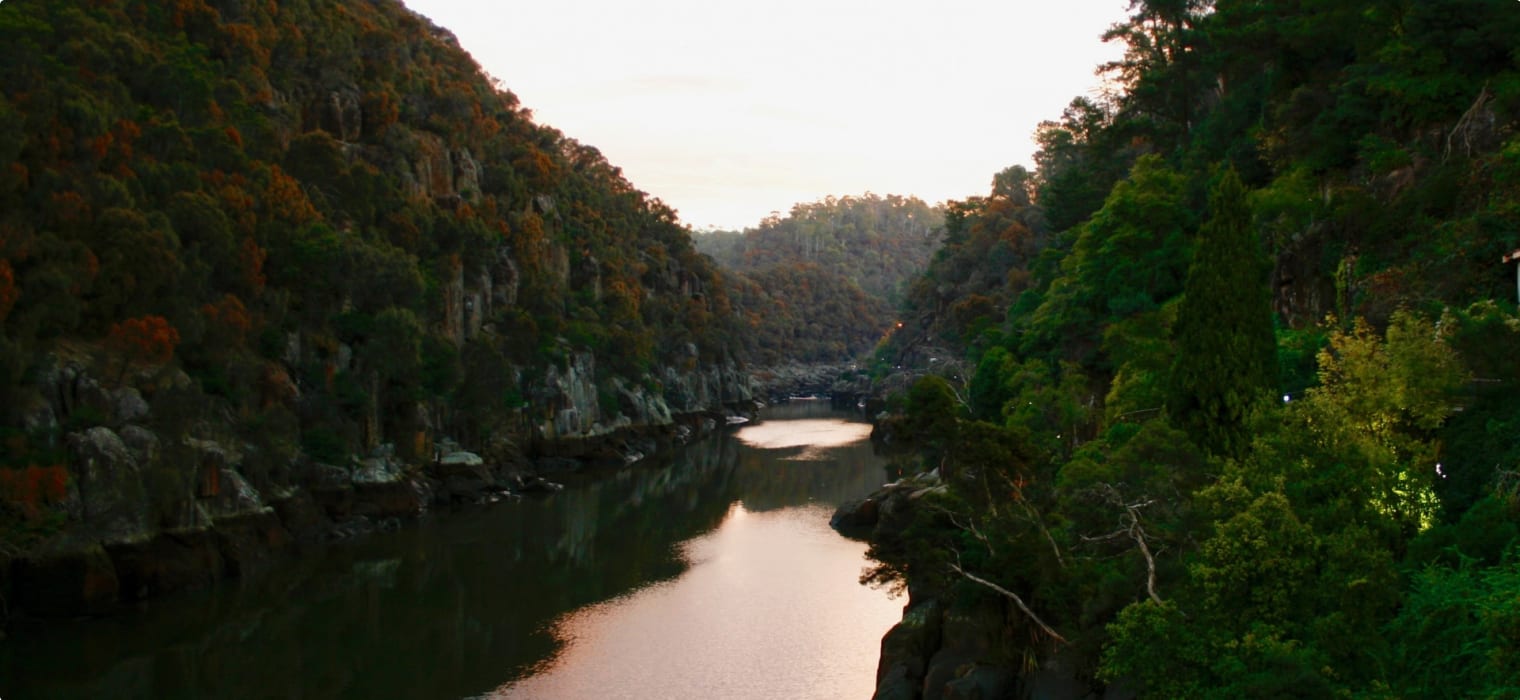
66, 427, 150, 543
454, 147, 481, 200
434, 450, 495, 500
20, 391, 57, 438
352, 455, 404, 485
118, 425, 159, 469
207, 468, 267, 519
412, 131, 454, 199
439, 451, 483, 468
115, 387, 150, 424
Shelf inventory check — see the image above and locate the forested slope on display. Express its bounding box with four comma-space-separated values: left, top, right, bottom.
864, 1, 1520, 696
696, 193, 942, 364
0, 0, 747, 610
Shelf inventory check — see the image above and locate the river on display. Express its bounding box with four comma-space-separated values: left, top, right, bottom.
0, 402, 902, 699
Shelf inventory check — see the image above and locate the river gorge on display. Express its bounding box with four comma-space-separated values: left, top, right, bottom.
0, 402, 902, 699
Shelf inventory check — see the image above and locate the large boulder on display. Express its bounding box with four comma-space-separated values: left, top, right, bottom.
66, 427, 151, 543
118, 426, 159, 468
115, 387, 150, 424
352, 452, 404, 486
830, 496, 881, 540
434, 450, 495, 501
922, 603, 1007, 698
875, 598, 943, 699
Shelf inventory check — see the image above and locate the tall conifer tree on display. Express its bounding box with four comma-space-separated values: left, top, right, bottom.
1166, 167, 1276, 457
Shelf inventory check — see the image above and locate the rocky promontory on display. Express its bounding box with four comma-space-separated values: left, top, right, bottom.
834, 469, 1116, 700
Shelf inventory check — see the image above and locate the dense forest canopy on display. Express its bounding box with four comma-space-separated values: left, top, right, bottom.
695, 193, 944, 365
868, 0, 1520, 696
4, 0, 1520, 690
0, 0, 747, 549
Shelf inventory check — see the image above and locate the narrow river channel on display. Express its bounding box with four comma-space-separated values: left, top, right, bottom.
0, 402, 902, 699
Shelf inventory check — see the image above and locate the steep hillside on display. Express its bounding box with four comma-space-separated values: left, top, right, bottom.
697, 193, 942, 305
861, 1, 1520, 697
696, 193, 942, 363
0, 0, 749, 615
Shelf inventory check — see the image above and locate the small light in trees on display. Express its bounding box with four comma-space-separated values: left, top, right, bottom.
1283, 394, 1291, 403
1436, 463, 1446, 479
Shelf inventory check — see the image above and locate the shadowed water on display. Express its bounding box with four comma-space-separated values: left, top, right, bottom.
0, 402, 900, 699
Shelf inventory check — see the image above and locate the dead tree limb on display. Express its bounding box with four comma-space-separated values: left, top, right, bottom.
950, 559, 1068, 646
1446, 84, 1493, 161
1090, 484, 1164, 604
1125, 501, 1163, 605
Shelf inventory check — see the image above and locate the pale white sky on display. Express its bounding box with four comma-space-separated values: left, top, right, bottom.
402, 0, 1130, 231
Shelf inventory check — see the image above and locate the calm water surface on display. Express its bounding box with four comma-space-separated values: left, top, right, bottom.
0, 402, 901, 699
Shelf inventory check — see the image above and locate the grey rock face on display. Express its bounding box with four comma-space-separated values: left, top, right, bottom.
66, 427, 150, 543
115, 387, 150, 424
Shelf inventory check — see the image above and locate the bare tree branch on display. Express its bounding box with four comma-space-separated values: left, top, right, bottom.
949, 559, 1068, 646
1126, 502, 1163, 605
1090, 483, 1164, 604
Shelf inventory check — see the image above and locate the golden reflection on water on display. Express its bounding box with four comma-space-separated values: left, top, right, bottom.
733, 418, 874, 460
493, 417, 900, 700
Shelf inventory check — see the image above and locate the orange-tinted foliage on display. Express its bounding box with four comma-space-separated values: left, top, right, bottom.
49, 190, 90, 226
220, 22, 271, 67
0, 464, 70, 520
202, 292, 251, 333
91, 131, 114, 160
263, 165, 319, 225
0, 260, 17, 323
107, 314, 181, 366
239, 236, 267, 293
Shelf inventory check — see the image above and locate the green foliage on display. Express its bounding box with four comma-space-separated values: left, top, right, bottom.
1020, 155, 1193, 365
884, 167, 1046, 368
696, 194, 943, 365
721, 262, 892, 364
864, 1, 1520, 696
968, 346, 1017, 422
899, 375, 962, 465
1385, 560, 1520, 697
1166, 168, 1277, 457
0, 0, 747, 494
300, 425, 347, 465
695, 193, 943, 306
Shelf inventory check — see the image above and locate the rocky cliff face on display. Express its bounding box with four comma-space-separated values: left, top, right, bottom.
0, 0, 760, 628
0, 347, 755, 625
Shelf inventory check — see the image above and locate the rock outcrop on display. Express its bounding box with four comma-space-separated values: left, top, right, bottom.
836, 468, 1056, 700
1, 348, 757, 625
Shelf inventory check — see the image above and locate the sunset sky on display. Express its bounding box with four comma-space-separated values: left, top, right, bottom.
402, 0, 1131, 231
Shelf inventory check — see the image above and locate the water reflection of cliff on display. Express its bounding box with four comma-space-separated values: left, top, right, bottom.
0, 405, 887, 699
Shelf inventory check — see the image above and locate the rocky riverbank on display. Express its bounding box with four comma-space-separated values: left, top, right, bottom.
0, 353, 757, 627
748, 362, 883, 413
